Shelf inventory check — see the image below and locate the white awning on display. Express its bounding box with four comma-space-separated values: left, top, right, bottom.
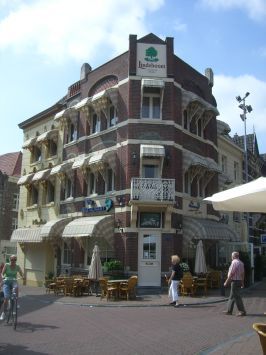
142, 79, 165, 88
32, 169, 51, 182
11, 228, 42, 243
62, 215, 114, 242
140, 144, 165, 158
54, 109, 67, 121
22, 137, 37, 149
88, 152, 104, 165
183, 151, 220, 172
74, 97, 91, 110
36, 129, 58, 143
72, 156, 89, 170
40, 217, 73, 239
182, 216, 239, 245
17, 173, 35, 186
50, 162, 73, 176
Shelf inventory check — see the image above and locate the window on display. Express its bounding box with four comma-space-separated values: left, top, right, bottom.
12, 217, 18, 230
184, 172, 190, 194
44, 181, 55, 204
65, 177, 73, 199
183, 110, 188, 130
31, 146, 41, 163
47, 139, 57, 157
66, 122, 77, 143
87, 172, 96, 195
233, 212, 240, 222
234, 161, 239, 181
92, 113, 100, 134
12, 193, 19, 211
142, 164, 159, 178
143, 234, 157, 259
106, 169, 115, 192
141, 88, 161, 119
109, 105, 117, 127
28, 185, 39, 206
221, 155, 227, 173
63, 242, 72, 264
197, 118, 202, 137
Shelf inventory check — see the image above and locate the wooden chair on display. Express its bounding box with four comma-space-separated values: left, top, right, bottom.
195, 277, 208, 296
119, 276, 138, 300
253, 323, 266, 355
180, 276, 197, 296
44, 279, 56, 294
106, 281, 119, 301
64, 278, 75, 296
99, 277, 108, 299
54, 278, 65, 295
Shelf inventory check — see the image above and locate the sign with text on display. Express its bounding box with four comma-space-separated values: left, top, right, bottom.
136, 43, 167, 77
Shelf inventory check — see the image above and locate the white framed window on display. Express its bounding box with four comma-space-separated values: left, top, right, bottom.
141, 88, 161, 119
106, 168, 115, 193
91, 113, 100, 134
12, 193, 19, 211
31, 145, 42, 163
66, 122, 77, 143
12, 217, 18, 230
63, 242, 72, 265
109, 105, 117, 127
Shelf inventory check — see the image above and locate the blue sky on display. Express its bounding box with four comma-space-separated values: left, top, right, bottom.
0, 0, 266, 156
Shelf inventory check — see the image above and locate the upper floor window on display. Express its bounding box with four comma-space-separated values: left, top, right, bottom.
12, 193, 19, 211
87, 172, 96, 195
183, 110, 188, 130
61, 176, 73, 200
12, 217, 18, 231
109, 105, 117, 127
47, 139, 57, 157
92, 113, 101, 134
221, 155, 227, 173
234, 161, 239, 181
184, 172, 190, 194
31, 145, 42, 163
66, 122, 77, 143
106, 168, 115, 193
43, 181, 55, 204
142, 164, 159, 179
28, 185, 39, 206
197, 118, 202, 137
141, 87, 161, 119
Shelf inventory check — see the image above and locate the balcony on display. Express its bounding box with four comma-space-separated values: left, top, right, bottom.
131, 178, 175, 203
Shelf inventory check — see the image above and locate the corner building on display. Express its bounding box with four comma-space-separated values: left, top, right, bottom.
14, 33, 239, 287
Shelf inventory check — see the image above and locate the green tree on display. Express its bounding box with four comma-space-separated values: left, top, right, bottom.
145, 47, 158, 61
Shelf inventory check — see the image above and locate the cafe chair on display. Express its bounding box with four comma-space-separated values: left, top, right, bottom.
119, 276, 138, 300
253, 323, 266, 355
106, 281, 119, 301
180, 276, 197, 297
64, 278, 75, 296
195, 277, 208, 296
99, 277, 108, 299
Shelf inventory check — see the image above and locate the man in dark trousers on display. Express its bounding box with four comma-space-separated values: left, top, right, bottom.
223, 251, 246, 316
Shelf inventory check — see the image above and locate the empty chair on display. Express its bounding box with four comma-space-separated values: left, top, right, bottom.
99, 277, 108, 299
119, 276, 138, 300
180, 276, 196, 296
195, 277, 208, 296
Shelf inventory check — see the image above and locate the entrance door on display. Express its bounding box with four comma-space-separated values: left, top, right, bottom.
138, 232, 161, 286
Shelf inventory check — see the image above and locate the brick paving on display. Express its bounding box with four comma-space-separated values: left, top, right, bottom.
0, 279, 265, 354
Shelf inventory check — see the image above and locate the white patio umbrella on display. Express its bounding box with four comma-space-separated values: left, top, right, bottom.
194, 240, 207, 275
88, 244, 103, 280
204, 177, 266, 213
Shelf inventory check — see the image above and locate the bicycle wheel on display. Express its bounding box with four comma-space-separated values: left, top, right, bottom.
12, 297, 17, 330
6, 299, 12, 324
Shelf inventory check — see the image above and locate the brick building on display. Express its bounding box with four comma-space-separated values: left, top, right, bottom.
13, 33, 239, 287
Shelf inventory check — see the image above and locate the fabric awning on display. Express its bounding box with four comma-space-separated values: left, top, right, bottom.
182, 216, 239, 244
183, 151, 220, 172
72, 156, 89, 170
74, 97, 91, 110
11, 228, 42, 243
22, 137, 37, 149
54, 109, 67, 121
40, 217, 73, 239
140, 144, 165, 158
88, 152, 104, 166
142, 79, 165, 88
32, 169, 51, 182
50, 162, 73, 175
17, 173, 35, 186
62, 215, 114, 243
36, 129, 58, 143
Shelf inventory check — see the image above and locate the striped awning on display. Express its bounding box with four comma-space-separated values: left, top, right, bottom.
62, 215, 114, 246
72, 156, 89, 170
32, 169, 51, 182
182, 216, 239, 245
36, 129, 58, 143
75, 97, 91, 110
140, 144, 165, 158
183, 151, 220, 172
22, 137, 37, 149
11, 228, 42, 243
40, 217, 73, 239
17, 173, 35, 186
50, 162, 73, 176
142, 79, 165, 88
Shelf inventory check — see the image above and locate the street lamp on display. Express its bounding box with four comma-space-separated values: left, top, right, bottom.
236, 92, 253, 183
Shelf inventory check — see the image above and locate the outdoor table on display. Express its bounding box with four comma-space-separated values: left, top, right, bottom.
106, 279, 129, 300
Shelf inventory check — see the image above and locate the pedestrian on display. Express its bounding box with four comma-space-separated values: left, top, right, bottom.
168, 255, 183, 308
0, 262, 5, 314
223, 251, 246, 316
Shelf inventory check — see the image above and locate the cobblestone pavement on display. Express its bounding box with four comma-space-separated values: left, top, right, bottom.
0, 279, 265, 354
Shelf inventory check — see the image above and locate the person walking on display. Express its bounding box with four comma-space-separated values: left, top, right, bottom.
168, 255, 183, 308
223, 251, 246, 316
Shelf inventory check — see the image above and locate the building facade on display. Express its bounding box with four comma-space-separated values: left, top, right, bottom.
14, 33, 240, 286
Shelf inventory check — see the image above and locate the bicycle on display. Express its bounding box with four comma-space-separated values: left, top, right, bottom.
5, 278, 22, 330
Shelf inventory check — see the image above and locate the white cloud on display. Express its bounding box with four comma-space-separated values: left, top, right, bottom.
213, 74, 266, 153
200, 0, 266, 22
0, 0, 164, 63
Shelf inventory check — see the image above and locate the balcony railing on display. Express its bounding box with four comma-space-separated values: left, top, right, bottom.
131, 178, 175, 202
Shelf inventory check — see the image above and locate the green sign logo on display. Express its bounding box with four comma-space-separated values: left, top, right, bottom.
145, 47, 159, 62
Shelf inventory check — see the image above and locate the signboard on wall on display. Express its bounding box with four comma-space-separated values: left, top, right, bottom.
140, 212, 161, 228
261, 234, 266, 244
136, 43, 167, 77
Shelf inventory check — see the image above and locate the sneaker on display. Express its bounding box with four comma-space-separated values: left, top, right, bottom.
236, 311, 246, 317
0, 312, 5, 321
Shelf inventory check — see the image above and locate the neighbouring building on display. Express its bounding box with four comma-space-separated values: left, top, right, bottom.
0, 151, 22, 263
13, 33, 242, 287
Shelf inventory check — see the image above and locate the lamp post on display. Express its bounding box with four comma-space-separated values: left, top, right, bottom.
236, 92, 253, 183
236, 93, 253, 247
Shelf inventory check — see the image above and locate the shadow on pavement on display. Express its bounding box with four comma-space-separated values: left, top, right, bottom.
5, 321, 59, 333
0, 343, 48, 354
